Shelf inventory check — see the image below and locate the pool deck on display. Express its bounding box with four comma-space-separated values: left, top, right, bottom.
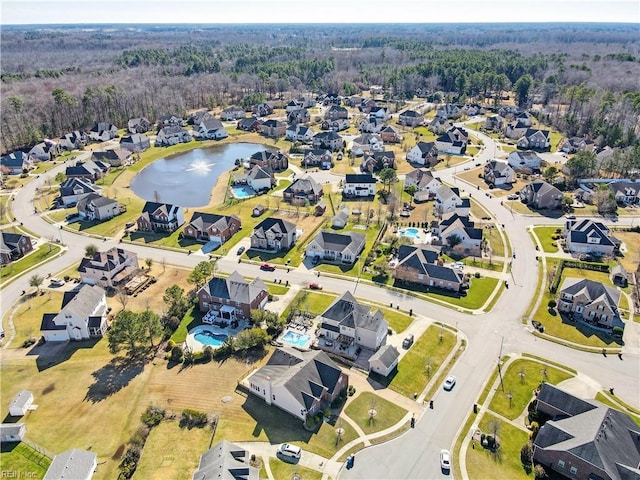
185, 320, 249, 352
276, 326, 314, 350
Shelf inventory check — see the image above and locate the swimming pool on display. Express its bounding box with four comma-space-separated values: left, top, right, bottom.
191, 326, 228, 348
230, 185, 256, 199
399, 228, 420, 238
280, 328, 312, 349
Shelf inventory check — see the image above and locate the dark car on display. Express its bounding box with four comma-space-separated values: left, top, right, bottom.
237, 246, 245, 255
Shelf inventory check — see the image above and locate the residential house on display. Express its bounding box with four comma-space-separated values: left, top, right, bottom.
324, 105, 349, 121
361, 151, 395, 173
0, 232, 33, 265
394, 244, 463, 292
283, 176, 323, 205
557, 278, 621, 328
40, 285, 108, 342
92, 148, 132, 167
59, 131, 88, 151
358, 116, 385, 134
127, 117, 151, 134
318, 291, 388, 352
405, 169, 442, 199
252, 103, 273, 117
137, 202, 185, 232
398, 110, 424, 127
77, 193, 124, 222
484, 115, 504, 131
368, 344, 399, 377
434, 186, 468, 216
357, 97, 377, 112
429, 117, 453, 134
155, 126, 192, 146
237, 117, 261, 132
65, 159, 110, 181
508, 151, 542, 171
343, 174, 377, 198
188, 110, 213, 126
321, 119, 350, 132
248, 150, 288, 171
462, 104, 485, 116
435, 127, 468, 155
609, 181, 640, 205
285, 125, 314, 143
312, 131, 344, 152
246, 165, 275, 192
305, 230, 366, 264
564, 219, 617, 256
260, 119, 286, 139
514, 111, 534, 127
323, 93, 342, 105
78, 247, 139, 288
561, 136, 596, 154
0, 151, 33, 174
119, 134, 150, 153
285, 99, 302, 113
533, 383, 640, 480
157, 115, 183, 128
406, 141, 439, 167
8, 391, 34, 417
379, 125, 402, 143
43, 449, 97, 480
29, 140, 60, 161
192, 440, 259, 480
183, 212, 241, 244
517, 128, 551, 150
88, 122, 118, 142
437, 213, 482, 254
197, 271, 268, 320
297, 96, 316, 108
332, 206, 350, 229
287, 107, 310, 125
250, 217, 297, 251
247, 347, 348, 421
220, 106, 246, 121
484, 160, 515, 186
196, 118, 228, 140
520, 180, 563, 210
0, 423, 26, 443
369, 106, 390, 120
504, 120, 530, 140
58, 178, 101, 207
435, 104, 461, 120
351, 133, 384, 156
302, 149, 333, 169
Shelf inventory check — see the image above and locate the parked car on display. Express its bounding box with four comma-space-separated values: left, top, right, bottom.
260, 263, 276, 271
236, 246, 245, 255
49, 278, 65, 287
507, 194, 519, 200
277, 443, 301, 459
309, 282, 323, 290
440, 449, 451, 470
566, 214, 576, 219
402, 334, 414, 349
443, 375, 457, 391
452, 262, 464, 270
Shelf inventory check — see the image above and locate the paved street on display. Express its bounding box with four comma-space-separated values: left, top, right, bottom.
1, 124, 638, 480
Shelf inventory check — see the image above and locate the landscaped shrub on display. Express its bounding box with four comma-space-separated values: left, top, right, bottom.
202, 346, 214, 361
170, 345, 184, 363
118, 445, 141, 479
612, 326, 624, 337
534, 465, 548, 479
520, 442, 533, 472
547, 300, 556, 308
181, 409, 208, 429
347, 385, 356, 396
130, 425, 150, 448
165, 339, 176, 352
141, 405, 165, 427
474, 272, 481, 278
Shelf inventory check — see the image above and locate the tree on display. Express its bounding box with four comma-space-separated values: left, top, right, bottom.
542, 166, 559, 184
163, 285, 189, 319
187, 261, 213, 289
29, 274, 44, 294
514, 74, 533, 107
235, 327, 269, 351
116, 286, 130, 310
446, 234, 462, 249
85, 244, 99, 258
145, 258, 153, 270
107, 310, 146, 357
379, 168, 398, 193
593, 184, 617, 214
520, 442, 533, 473
534, 465, 548, 480
139, 309, 162, 348
565, 151, 596, 183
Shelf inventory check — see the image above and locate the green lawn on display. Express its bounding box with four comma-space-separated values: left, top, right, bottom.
532, 226, 562, 253
0, 195, 13, 224
270, 458, 322, 480
126, 228, 203, 252
483, 225, 506, 258
0, 442, 51, 479
595, 393, 640, 426
429, 276, 499, 310
315, 223, 383, 278
466, 413, 532, 480
170, 306, 203, 344
388, 325, 456, 398
487, 359, 573, 420
344, 392, 408, 435
0, 244, 63, 284
2, 290, 65, 348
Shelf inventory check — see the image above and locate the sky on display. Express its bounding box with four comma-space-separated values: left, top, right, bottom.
1, 0, 639, 25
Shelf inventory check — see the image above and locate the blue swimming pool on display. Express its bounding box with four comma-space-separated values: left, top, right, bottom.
231, 185, 256, 199
281, 329, 312, 348
400, 228, 420, 238
193, 328, 228, 347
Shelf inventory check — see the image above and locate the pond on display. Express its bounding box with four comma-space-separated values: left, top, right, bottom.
130, 143, 265, 207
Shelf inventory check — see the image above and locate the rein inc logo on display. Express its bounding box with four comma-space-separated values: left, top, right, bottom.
1, 472, 38, 478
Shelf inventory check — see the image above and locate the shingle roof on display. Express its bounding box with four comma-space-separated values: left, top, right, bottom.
321, 291, 386, 332
193, 440, 259, 480
43, 449, 97, 480
567, 220, 614, 247
187, 212, 240, 233
9, 390, 33, 411
0, 232, 28, 253
284, 176, 322, 196
368, 344, 399, 369
78, 247, 136, 274
311, 231, 366, 256
59, 178, 99, 197
59, 285, 106, 319
345, 174, 376, 184
253, 217, 296, 240
559, 278, 620, 310
200, 271, 267, 305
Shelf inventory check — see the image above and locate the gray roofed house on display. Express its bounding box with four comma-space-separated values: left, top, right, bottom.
127, 117, 151, 134
220, 106, 246, 121
183, 212, 241, 245
305, 230, 366, 265
197, 118, 228, 140
394, 244, 463, 292
137, 202, 185, 232
88, 122, 118, 142
249, 150, 288, 171
246, 164, 275, 192
92, 148, 132, 167
65, 159, 110, 181
313, 130, 345, 151
557, 278, 622, 329
332, 206, 350, 229
119, 133, 150, 153
188, 110, 213, 125
0, 232, 33, 265
78, 247, 139, 288
302, 149, 333, 169
237, 117, 261, 132
192, 440, 259, 480
0, 423, 26, 443
520, 180, 563, 210
483, 160, 515, 186
247, 347, 349, 421
406, 141, 439, 167
283, 176, 323, 205
77, 193, 123, 222
533, 383, 640, 480
609, 181, 640, 205
58, 178, 101, 207
44, 449, 97, 480
260, 119, 287, 138
29, 140, 60, 161
398, 109, 424, 127
517, 128, 551, 150
155, 125, 191, 146
438, 212, 482, 255
197, 271, 268, 320
564, 219, 617, 256
368, 344, 400, 377
251, 217, 297, 251
507, 150, 542, 171
59, 130, 88, 151
1, 151, 34, 174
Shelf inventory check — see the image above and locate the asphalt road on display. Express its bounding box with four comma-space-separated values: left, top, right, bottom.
1, 125, 638, 480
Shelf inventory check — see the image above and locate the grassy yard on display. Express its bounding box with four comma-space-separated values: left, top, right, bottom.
466, 413, 532, 480
483, 225, 506, 258
0, 194, 14, 224
2, 290, 65, 348
270, 458, 323, 480
487, 359, 573, 420
344, 391, 408, 435
418, 276, 500, 310
613, 230, 640, 272
0, 244, 62, 284
388, 325, 456, 398
315, 223, 383, 278
532, 226, 562, 253
0, 442, 52, 479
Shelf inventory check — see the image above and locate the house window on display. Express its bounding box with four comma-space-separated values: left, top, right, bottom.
272, 395, 276, 401
557, 460, 565, 468
569, 466, 577, 475
202, 302, 209, 308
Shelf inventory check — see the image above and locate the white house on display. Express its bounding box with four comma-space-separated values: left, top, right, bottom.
517, 128, 551, 150
406, 142, 438, 167
40, 285, 108, 342
564, 219, 617, 256
155, 126, 192, 146
368, 344, 400, 377
305, 230, 366, 264
9, 390, 34, 417
44, 449, 97, 480
220, 106, 246, 121
0, 423, 26, 443
197, 119, 228, 140
246, 165, 274, 192
78, 247, 139, 288
343, 174, 377, 197
483, 160, 515, 186
405, 169, 442, 197
508, 151, 542, 171
77, 194, 123, 222
434, 185, 466, 215
351, 133, 383, 156
438, 213, 483, 255
285, 125, 314, 143
192, 440, 259, 480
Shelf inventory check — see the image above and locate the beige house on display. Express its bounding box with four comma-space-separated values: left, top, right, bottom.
557, 278, 621, 328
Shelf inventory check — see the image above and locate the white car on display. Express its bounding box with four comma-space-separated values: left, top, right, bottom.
49, 278, 65, 287
277, 443, 301, 459
443, 375, 456, 391
440, 449, 451, 470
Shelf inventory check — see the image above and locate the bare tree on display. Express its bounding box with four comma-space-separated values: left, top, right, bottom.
116, 286, 129, 310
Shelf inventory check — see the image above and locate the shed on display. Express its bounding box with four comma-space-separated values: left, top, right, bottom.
368, 344, 400, 377
315, 200, 327, 216
0, 423, 26, 443
252, 204, 265, 217
611, 264, 628, 287
9, 390, 34, 417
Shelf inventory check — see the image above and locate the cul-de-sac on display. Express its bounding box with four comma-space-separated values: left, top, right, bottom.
1, 21, 639, 480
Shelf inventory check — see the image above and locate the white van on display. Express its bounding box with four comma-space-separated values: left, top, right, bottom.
277, 443, 301, 459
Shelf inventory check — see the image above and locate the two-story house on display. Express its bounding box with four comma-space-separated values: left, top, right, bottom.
249, 150, 288, 171
405, 169, 442, 202
183, 212, 241, 244
88, 122, 118, 142
0, 232, 33, 265
58, 178, 101, 207
0, 151, 33, 174
285, 125, 314, 143
92, 148, 133, 167
435, 127, 468, 155
361, 151, 395, 173
434, 186, 469, 216
197, 271, 268, 320
351, 133, 384, 156
520, 180, 563, 210
609, 181, 640, 205
283, 176, 323, 205
246, 165, 275, 192
196, 119, 228, 140
394, 244, 463, 292
77, 193, 124, 222
137, 202, 185, 232
312, 131, 344, 151
379, 125, 402, 144
398, 110, 424, 127
557, 278, 621, 328
157, 115, 183, 128
155, 126, 192, 146
508, 151, 542, 172
517, 128, 551, 150
302, 149, 333, 170
406, 141, 439, 167
220, 106, 246, 121
65, 159, 110, 182
438, 213, 482, 255
260, 119, 287, 139
119, 134, 151, 153
78, 247, 139, 288
343, 174, 377, 198
251, 217, 297, 252
483, 160, 515, 186
564, 219, 618, 256
127, 117, 151, 134
324, 105, 348, 120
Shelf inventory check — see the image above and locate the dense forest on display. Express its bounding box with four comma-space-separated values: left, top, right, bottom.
1, 23, 639, 154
